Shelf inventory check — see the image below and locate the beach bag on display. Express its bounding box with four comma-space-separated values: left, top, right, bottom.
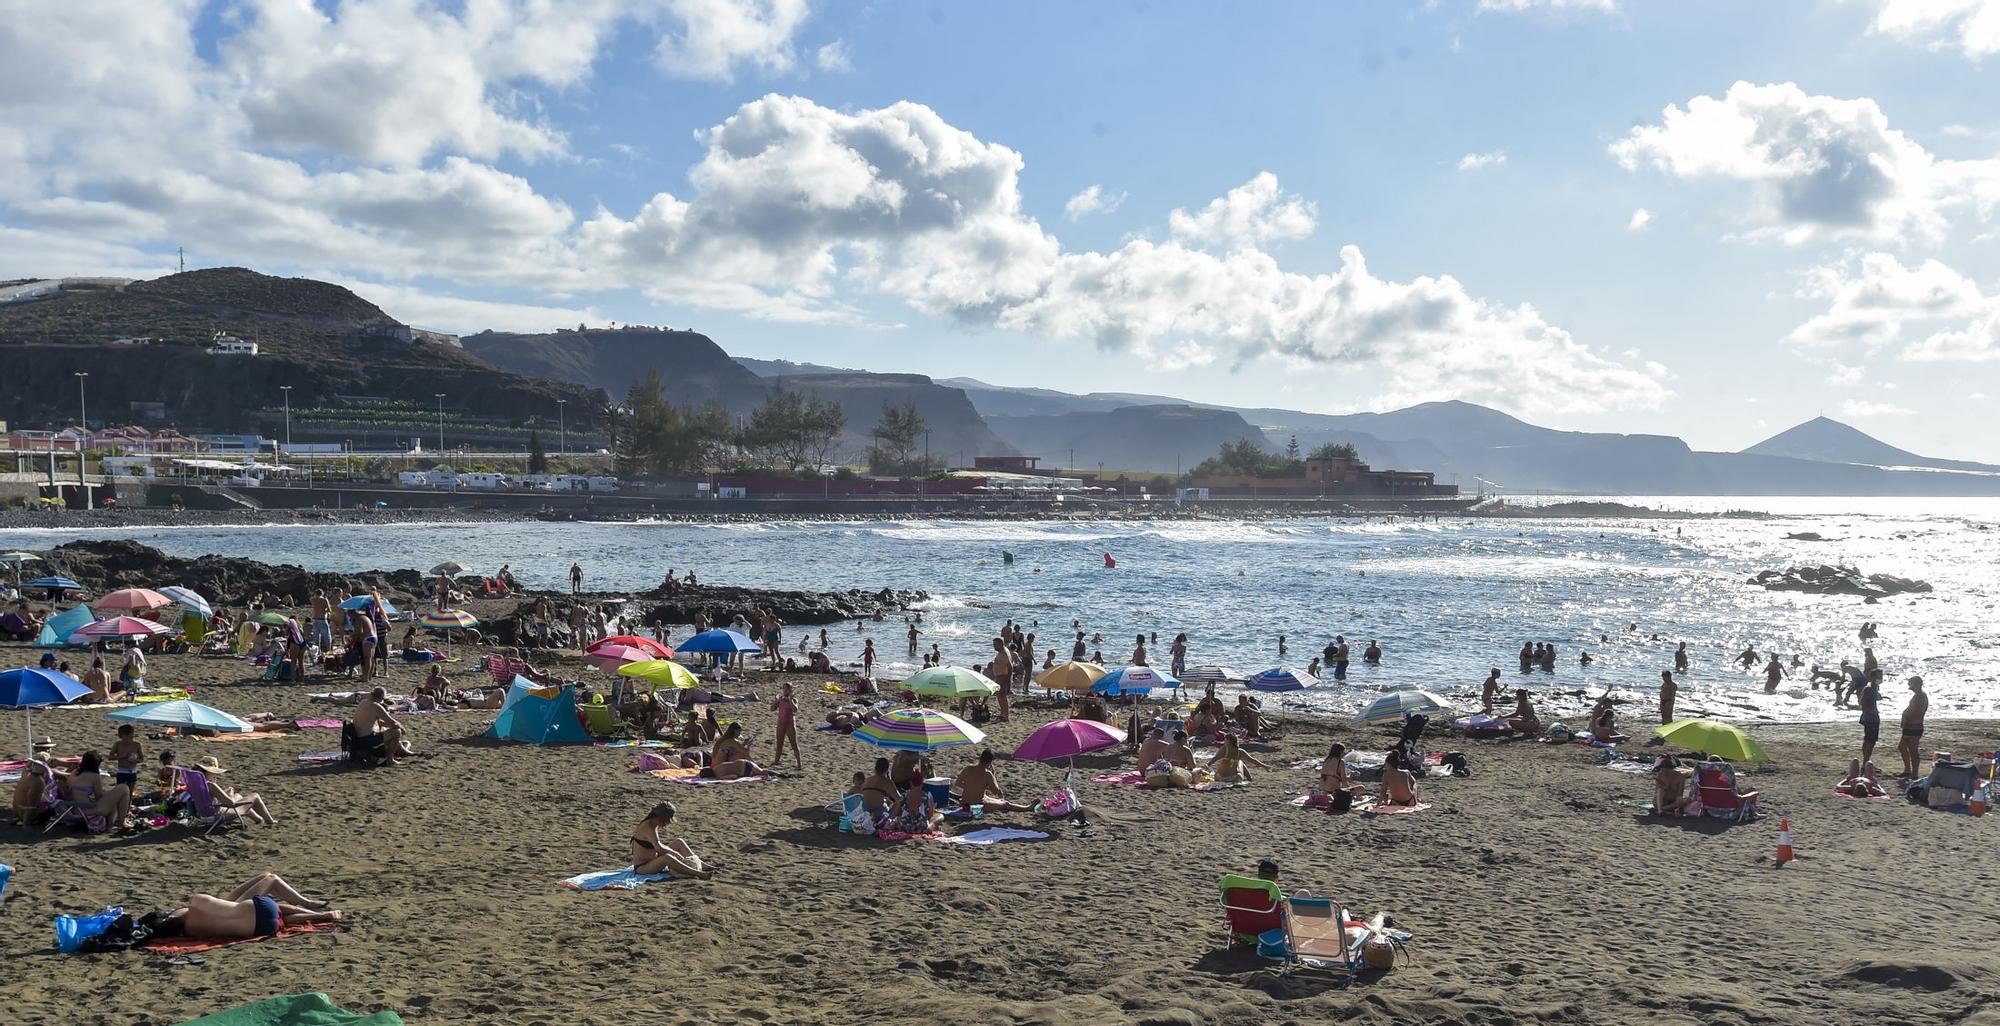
1330, 789, 1354, 814
1042, 786, 1081, 818
55, 906, 125, 953
77, 912, 152, 953
1441, 752, 1471, 778
850, 811, 876, 836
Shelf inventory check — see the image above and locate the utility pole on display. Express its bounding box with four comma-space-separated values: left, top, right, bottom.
556, 399, 567, 455
279, 385, 292, 450
177, 246, 185, 274
434, 393, 446, 454
73, 371, 88, 430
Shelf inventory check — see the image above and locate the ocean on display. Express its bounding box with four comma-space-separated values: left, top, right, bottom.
4, 496, 1996, 726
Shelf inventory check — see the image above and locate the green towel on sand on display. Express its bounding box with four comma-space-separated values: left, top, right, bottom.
176, 993, 404, 1026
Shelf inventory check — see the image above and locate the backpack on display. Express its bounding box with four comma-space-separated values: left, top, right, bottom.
1441, 752, 1471, 778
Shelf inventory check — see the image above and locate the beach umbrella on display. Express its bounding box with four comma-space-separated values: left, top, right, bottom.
1036, 660, 1106, 693
1653, 718, 1771, 764
25, 576, 83, 593
96, 588, 173, 613
675, 629, 762, 655
339, 594, 399, 615
1091, 665, 1178, 696
1178, 665, 1241, 686
589, 634, 673, 659
420, 609, 478, 657
156, 586, 212, 619
1355, 689, 1452, 726
617, 659, 701, 692
1245, 667, 1316, 693
69, 616, 172, 643
584, 643, 657, 671
1014, 717, 1126, 766
106, 699, 254, 734
0, 666, 92, 748
852, 707, 986, 752
904, 665, 1000, 699
0, 552, 39, 563
429, 561, 469, 577
249, 612, 291, 627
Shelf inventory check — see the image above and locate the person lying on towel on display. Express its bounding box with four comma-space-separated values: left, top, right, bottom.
147, 873, 343, 939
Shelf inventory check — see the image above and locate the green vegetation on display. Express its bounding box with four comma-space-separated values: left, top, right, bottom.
526, 431, 547, 473
1311, 441, 1359, 462
1189, 439, 1303, 478
739, 383, 846, 472
866, 400, 930, 475
614, 368, 732, 477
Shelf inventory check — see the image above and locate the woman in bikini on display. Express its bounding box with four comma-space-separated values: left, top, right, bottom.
707, 723, 770, 780
630, 803, 713, 879
151, 873, 341, 940
1378, 749, 1420, 808
1205, 734, 1269, 784
859, 758, 899, 821
769, 682, 801, 768
65, 751, 134, 833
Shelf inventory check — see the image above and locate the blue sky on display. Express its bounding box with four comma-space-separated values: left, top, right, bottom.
3, 0, 1997, 458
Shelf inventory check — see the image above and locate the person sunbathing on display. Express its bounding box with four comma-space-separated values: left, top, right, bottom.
1378, 749, 1420, 808
1838, 758, 1888, 798
706, 723, 769, 780
195, 757, 277, 824
630, 802, 713, 879
151, 873, 342, 939
1133, 727, 1168, 770
1310, 742, 1367, 806
889, 750, 933, 791
1206, 735, 1269, 784
1508, 689, 1541, 736
1651, 756, 1695, 815
953, 749, 1033, 812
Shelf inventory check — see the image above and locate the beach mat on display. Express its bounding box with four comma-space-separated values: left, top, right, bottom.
295, 719, 343, 730
196, 731, 287, 743
645, 768, 701, 780
1090, 771, 1144, 785
560, 866, 672, 891
933, 827, 1050, 846
1835, 788, 1897, 801
298, 751, 346, 762
175, 992, 403, 1026
1364, 802, 1430, 816
665, 774, 776, 786
144, 921, 340, 955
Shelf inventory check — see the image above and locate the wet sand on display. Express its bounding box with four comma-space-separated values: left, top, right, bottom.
2, 647, 1996, 1026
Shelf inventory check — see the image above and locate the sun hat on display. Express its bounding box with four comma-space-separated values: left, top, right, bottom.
196, 755, 228, 774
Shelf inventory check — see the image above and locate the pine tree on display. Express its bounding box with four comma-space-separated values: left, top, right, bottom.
526, 430, 547, 473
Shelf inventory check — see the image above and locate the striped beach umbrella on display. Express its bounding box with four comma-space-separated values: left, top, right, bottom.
421, 609, 479, 630
25, 576, 82, 592
1355, 689, 1451, 726
1035, 660, 1106, 693
617, 659, 701, 691
904, 665, 999, 699
157, 586, 212, 619
1178, 665, 1241, 686
1091, 665, 1178, 696
96, 588, 172, 612
1245, 667, 1316, 693
852, 707, 986, 752
107, 699, 254, 734
69, 616, 172, 643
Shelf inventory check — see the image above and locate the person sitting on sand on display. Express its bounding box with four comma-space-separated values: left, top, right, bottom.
1378, 749, 1419, 808
629, 802, 714, 879
354, 687, 415, 764
1311, 742, 1368, 809
10, 758, 53, 826
897, 774, 944, 834
66, 750, 135, 832
859, 757, 899, 820
81, 656, 118, 703
889, 750, 934, 792
149, 873, 342, 940
706, 722, 768, 780
194, 756, 277, 825
1187, 706, 1222, 741
954, 749, 1035, 812
1837, 758, 1888, 798
400, 627, 439, 663
1651, 756, 1694, 816
1205, 735, 1269, 784
1589, 696, 1620, 742
1508, 689, 1540, 736
1232, 695, 1268, 739
1134, 727, 1168, 770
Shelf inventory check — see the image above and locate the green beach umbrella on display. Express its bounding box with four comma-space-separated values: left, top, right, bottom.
1653, 718, 1770, 764
904, 665, 1000, 699
617, 659, 701, 691
250, 612, 291, 626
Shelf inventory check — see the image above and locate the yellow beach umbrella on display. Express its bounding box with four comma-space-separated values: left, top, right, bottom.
1653, 718, 1771, 764
1036, 660, 1107, 692
617, 659, 701, 691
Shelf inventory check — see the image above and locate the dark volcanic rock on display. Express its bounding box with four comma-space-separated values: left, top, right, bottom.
48, 539, 425, 607
1784, 532, 1828, 541
1747, 564, 1932, 598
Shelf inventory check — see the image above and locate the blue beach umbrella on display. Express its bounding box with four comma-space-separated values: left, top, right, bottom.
1245, 667, 1316, 693
339, 594, 399, 615
157, 586, 212, 619
25, 577, 82, 592
674, 629, 762, 655
1092, 665, 1178, 696
0, 666, 93, 748
106, 699, 254, 734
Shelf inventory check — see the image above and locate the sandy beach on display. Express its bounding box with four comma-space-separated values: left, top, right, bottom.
3, 644, 1996, 1026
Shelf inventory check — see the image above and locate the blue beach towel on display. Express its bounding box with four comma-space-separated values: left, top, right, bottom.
559, 866, 672, 891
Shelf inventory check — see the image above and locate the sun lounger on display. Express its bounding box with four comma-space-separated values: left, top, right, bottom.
1218, 874, 1285, 947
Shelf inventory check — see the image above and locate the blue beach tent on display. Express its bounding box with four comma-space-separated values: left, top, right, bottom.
35, 605, 94, 648
487, 681, 590, 745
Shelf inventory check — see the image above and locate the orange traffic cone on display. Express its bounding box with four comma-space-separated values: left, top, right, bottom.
1775, 818, 1794, 865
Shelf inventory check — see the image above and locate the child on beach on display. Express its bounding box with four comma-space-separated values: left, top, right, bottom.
770, 683, 801, 768
110, 725, 143, 791
862, 640, 875, 678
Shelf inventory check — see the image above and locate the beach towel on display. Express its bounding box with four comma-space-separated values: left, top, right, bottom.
175, 992, 404, 1026
645, 767, 701, 781
666, 773, 775, 786
1090, 771, 1145, 785
196, 730, 286, 743
298, 751, 346, 762
295, 719, 343, 730
1835, 788, 1897, 801
1601, 760, 1653, 775
143, 921, 340, 955
560, 866, 672, 891
876, 829, 946, 843
933, 827, 1050, 846
1364, 802, 1430, 816
597, 739, 669, 748
1285, 758, 1324, 771
1193, 780, 1246, 793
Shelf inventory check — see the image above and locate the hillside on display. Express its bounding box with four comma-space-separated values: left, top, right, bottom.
1743, 417, 2000, 474
0, 268, 606, 442
984, 405, 1268, 474
770, 372, 1014, 465
464, 327, 771, 412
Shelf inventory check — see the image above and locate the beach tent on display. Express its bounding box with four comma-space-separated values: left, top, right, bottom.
487, 680, 590, 745
35, 605, 95, 648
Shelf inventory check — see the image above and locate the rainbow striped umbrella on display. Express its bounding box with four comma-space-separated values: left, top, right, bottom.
1355, 689, 1451, 726
420, 609, 478, 630
852, 707, 986, 752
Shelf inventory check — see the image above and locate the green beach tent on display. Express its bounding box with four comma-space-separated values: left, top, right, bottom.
35, 604, 94, 648
487, 680, 591, 745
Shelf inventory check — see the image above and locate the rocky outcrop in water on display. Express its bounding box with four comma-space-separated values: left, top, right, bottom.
46, 539, 425, 606
1747, 564, 1932, 598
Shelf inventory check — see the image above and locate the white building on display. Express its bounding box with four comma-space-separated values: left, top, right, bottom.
209, 332, 257, 356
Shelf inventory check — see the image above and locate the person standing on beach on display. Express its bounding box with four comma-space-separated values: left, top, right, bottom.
309, 590, 332, 654
1897, 675, 1927, 779
770, 682, 800, 768
1674, 642, 1689, 673
862, 639, 875, 678
1857, 669, 1882, 770
569, 562, 583, 595
1480, 668, 1502, 714
1658, 670, 1677, 725
988, 637, 1012, 722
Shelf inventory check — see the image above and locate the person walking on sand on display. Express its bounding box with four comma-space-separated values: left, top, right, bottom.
1897, 675, 1927, 779
1658, 669, 1678, 725
569, 562, 583, 595
770, 682, 801, 768
631, 802, 713, 879
988, 637, 1012, 722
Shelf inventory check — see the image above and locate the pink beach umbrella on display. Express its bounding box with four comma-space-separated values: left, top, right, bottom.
69, 615, 173, 643
583, 643, 657, 671
96, 588, 172, 613
1013, 717, 1128, 768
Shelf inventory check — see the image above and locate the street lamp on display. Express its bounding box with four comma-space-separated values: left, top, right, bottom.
73, 371, 88, 430
555, 399, 567, 455
278, 385, 292, 451
434, 393, 445, 454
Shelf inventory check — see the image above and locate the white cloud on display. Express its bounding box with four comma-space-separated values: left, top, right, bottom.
1942, 124, 1978, 137
1840, 399, 1915, 417
1478, 0, 1616, 12
814, 40, 852, 72
332, 277, 601, 335
1457, 150, 1508, 172
1786, 253, 2000, 362
1147, 340, 1219, 372
1063, 184, 1126, 221
1166, 172, 1317, 250
652, 0, 813, 80
1611, 81, 2000, 244
1825, 362, 1866, 387
1864, 0, 2000, 60
1626, 208, 1653, 231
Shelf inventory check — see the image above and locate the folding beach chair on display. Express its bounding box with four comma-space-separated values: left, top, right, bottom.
1269, 894, 1365, 979
1218, 874, 1285, 948
579, 702, 621, 735
31, 760, 102, 834
178, 768, 251, 836
1696, 762, 1761, 822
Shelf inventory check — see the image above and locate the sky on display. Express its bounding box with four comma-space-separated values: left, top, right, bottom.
2, 0, 1998, 459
